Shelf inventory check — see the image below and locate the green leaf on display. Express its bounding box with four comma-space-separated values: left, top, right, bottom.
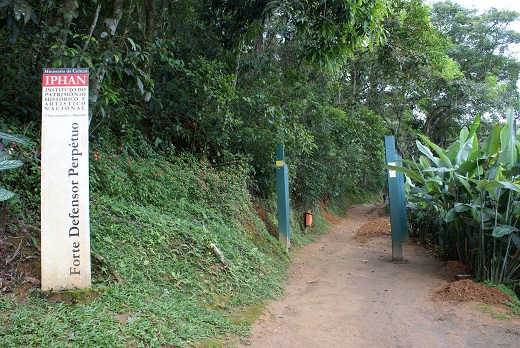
446, 140, 460, 160
136, 76, 144, 94
456, 157, 478, 177
127, 37, 137, 51
455, 136, 474, 166
422, 167, 455, 173
0, 132, 30, 145
459, 126, 469, 145
21, 2, 32, 24
512, 234, 520, 249
499, 180, 520, 193
491, 225, 518, 238
0, 160, 23, 171
418, 156, 430, 171
0, 187, 16, 201
482, 123, 501, 156
454, 174, 472, 194
419, 135, 453, 168
445, 207, 458, 222
386, 164, 424, 183
419, 135, 444, 159
480, 207, 498, 221
416, 140, 439, 166
496, 108, 518, 168
454, 203, 473, 213
399, 158, 424, 170
471, 179, 503, 200
468, 113, 480, 139
81, 55, 94, 70
0, 152, 10, 161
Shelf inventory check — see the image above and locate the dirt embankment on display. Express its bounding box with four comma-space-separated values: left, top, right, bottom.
241, 204, 520, 348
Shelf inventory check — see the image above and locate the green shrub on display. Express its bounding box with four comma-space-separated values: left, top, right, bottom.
390, 110, 520, 283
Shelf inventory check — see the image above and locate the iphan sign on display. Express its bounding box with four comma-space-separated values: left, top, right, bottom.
41, 68, 91, 291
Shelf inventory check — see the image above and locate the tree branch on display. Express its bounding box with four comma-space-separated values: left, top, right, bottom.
82, 4, 102, 53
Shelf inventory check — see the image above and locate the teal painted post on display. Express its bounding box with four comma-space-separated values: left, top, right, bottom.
276, 144, 290, 249
384, 136, 403, 262
396, 155, 409, 242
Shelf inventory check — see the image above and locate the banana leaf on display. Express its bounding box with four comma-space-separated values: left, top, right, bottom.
456, 136, 474, 165
496, 108, 518, 168
419, 135, 453, 168
468, 113, 481, 139
512, 234, 520, 249
445, 203, 473, 222
421, 167, 455, 173
446, 139, 461, 160
499, 180, 520, 193
454, 173, 472, 194
456, 156, 478, 177
416, 140, 439, 166
459, 126, 469, 145
385, 164, 424, 183
470, 179, 504, 201
445, 208, 458, 222
481, 123, 501, 157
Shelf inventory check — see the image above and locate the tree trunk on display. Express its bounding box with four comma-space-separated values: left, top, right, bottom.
89, 0, 125, 127
143, 0, 156, 72
144, 0, 155, 45
255, 20, 265, 53
56, 0, 77, 47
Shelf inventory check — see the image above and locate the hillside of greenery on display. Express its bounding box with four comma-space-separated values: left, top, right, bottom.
2, 0, 520, 346
0, 135, 353, 345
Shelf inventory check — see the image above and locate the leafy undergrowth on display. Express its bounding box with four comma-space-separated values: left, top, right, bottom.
0, 146, 335, 347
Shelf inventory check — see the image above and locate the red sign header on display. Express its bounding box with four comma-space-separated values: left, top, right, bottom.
42, 74, 89, 87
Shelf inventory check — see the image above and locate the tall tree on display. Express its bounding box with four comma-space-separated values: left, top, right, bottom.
337, 0, 460, 155
424, 1, 520, 143
205, 0, 392, 69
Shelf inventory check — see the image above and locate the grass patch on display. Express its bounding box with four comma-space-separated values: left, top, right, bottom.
481, 281, 520, 317
228, 303, 266, 327
491, 283, 520, 316
475, 303, 510, 320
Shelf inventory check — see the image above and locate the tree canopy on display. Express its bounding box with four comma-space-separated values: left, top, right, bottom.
1, 0, 520, 204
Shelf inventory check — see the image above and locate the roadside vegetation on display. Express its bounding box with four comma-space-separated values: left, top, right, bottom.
390, 109, 520, 286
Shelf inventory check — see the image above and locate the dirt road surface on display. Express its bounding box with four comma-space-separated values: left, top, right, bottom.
241, 204, 520, 348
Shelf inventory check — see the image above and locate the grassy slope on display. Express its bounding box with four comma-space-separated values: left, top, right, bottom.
0, 147, 334, 347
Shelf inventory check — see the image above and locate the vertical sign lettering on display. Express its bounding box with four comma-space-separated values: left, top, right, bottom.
41, 68, 91, 291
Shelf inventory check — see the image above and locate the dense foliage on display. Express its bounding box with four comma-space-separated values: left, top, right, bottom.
0, 131, 30, 202
1, 0, 520, 207
391, 110, 520, 284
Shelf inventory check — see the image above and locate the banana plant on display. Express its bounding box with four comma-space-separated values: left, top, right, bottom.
386, 109, 520, 283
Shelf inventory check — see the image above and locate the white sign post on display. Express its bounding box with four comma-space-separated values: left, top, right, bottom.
41, 68, 91, 291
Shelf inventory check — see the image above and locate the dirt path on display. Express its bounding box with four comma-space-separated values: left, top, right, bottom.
240, 204, 520, 348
